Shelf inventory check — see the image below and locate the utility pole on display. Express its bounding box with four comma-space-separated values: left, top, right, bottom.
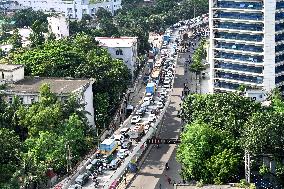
245, 150, 251, 183
66, 144, 72, 173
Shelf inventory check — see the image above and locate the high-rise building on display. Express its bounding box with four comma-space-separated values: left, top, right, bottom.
208, 0, 284, 93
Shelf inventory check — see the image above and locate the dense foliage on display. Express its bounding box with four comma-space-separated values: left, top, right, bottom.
6, 33, 131, 130
0, 85, 93, 187
178, 92, 284, 186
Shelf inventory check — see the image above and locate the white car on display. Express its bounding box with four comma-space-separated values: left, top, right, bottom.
164, 77, 172, 83
157, 101, 164, 109
145, 93, 153, 101
131, 116, 141, 124
117, 149, 129, 159
164, 84, 171, 88
143, 97, 151, 103
148, 114, 156, 122
163, 80, 171, 85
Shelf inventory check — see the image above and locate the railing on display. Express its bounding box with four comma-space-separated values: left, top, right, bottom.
215, 62, 263, 74
216, 42, 263, 52
215, 12, 263, 21
216, 1, 263, 10
216, 32, 263, 42
216, 22, 263, 31
216, 71, 263, 84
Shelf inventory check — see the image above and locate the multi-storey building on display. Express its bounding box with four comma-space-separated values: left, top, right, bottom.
95, 37, 138, 80
209, 0, 284, 93
6, 0, 121, 20
0, 64, 95, 126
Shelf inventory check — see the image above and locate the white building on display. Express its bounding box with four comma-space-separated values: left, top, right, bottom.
7, 0, 121, 20
0, 64, 95, 126
95, 37, 138, 79
47, 15, 69, 39
208, 0, 284, 94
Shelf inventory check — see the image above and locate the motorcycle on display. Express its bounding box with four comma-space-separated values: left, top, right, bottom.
166, 163, 169, 170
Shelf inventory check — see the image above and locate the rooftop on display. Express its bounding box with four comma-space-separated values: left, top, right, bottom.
0, 64, 24, 72
95, 37, 137, 48
5, 77, 91, 94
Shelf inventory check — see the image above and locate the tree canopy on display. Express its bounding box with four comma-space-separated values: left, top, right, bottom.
179, 92, 284, 186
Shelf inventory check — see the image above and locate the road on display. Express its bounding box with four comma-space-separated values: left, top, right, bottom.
125, 29, 186, 189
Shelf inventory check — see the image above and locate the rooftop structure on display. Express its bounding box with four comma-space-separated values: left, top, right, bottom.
95, 37, 138, 80
208, 0, 284, 94
5, 77, 91, 94
96, 37, 138, 48
0, 64, 95, 126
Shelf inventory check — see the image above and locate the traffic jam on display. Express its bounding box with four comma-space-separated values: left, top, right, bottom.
67, 28, 179, 189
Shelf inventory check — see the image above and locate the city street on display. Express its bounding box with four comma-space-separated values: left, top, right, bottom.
126, 30, 190, 189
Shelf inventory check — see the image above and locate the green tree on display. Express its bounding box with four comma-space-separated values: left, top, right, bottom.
12, 8, 48, 31
10, 28, 22, 50
29, 20, 45, 47
177, 122, 239, 183
0, 128, 21, 185
181, 93, 261, 138
242, 110, 284, 156
189, 39, 206, 93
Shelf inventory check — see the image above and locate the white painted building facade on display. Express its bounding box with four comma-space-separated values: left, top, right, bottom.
7, 0, 121, 20
47, 15, 69, 39
208, 0, 284, 94
0, 64, 95, 126
95, 37, 138, 79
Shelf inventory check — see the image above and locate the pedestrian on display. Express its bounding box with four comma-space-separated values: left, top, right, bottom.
159, 183, 162, 189
167, 177, 171, 184
124, 177, 127, 185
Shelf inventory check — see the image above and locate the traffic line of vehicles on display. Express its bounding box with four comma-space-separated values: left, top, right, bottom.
68, 31, 178, 189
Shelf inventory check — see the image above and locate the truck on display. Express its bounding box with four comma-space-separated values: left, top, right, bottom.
128, 123, 145, 140
99, 138, 118, 156
146, 83, 156, 95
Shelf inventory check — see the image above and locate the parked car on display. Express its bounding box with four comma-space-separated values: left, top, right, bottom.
121, 140, 131, 149
109, 159, 122, 170
131, 116, 141, 124
75, 173, 89, 186
117, 149, 130, 159
68, 184, 82, 189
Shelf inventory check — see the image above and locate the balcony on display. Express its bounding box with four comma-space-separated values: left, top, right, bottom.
215, 52, 263, 63
215, 22, 263, 32
215, 71, 263, 84
215, 42, 263, 53
215, 61, 263, 74
215, 1, 263, 10
215, 32, 263, 42
214, 12, 263, 21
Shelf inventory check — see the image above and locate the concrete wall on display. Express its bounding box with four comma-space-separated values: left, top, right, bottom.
263, 0, 276, 92
106, 46, 136, 77
1, 67, 25, 82
48, 16, 69, 39
82, 84, 95, 127
208, 0, 215, 93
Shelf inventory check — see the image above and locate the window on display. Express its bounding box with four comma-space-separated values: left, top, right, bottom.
31, 97, 35, 104
8, 97, 12, 104
19, 97, 23, 104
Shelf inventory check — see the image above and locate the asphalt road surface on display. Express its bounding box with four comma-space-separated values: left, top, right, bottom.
126, 30, 188, 189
